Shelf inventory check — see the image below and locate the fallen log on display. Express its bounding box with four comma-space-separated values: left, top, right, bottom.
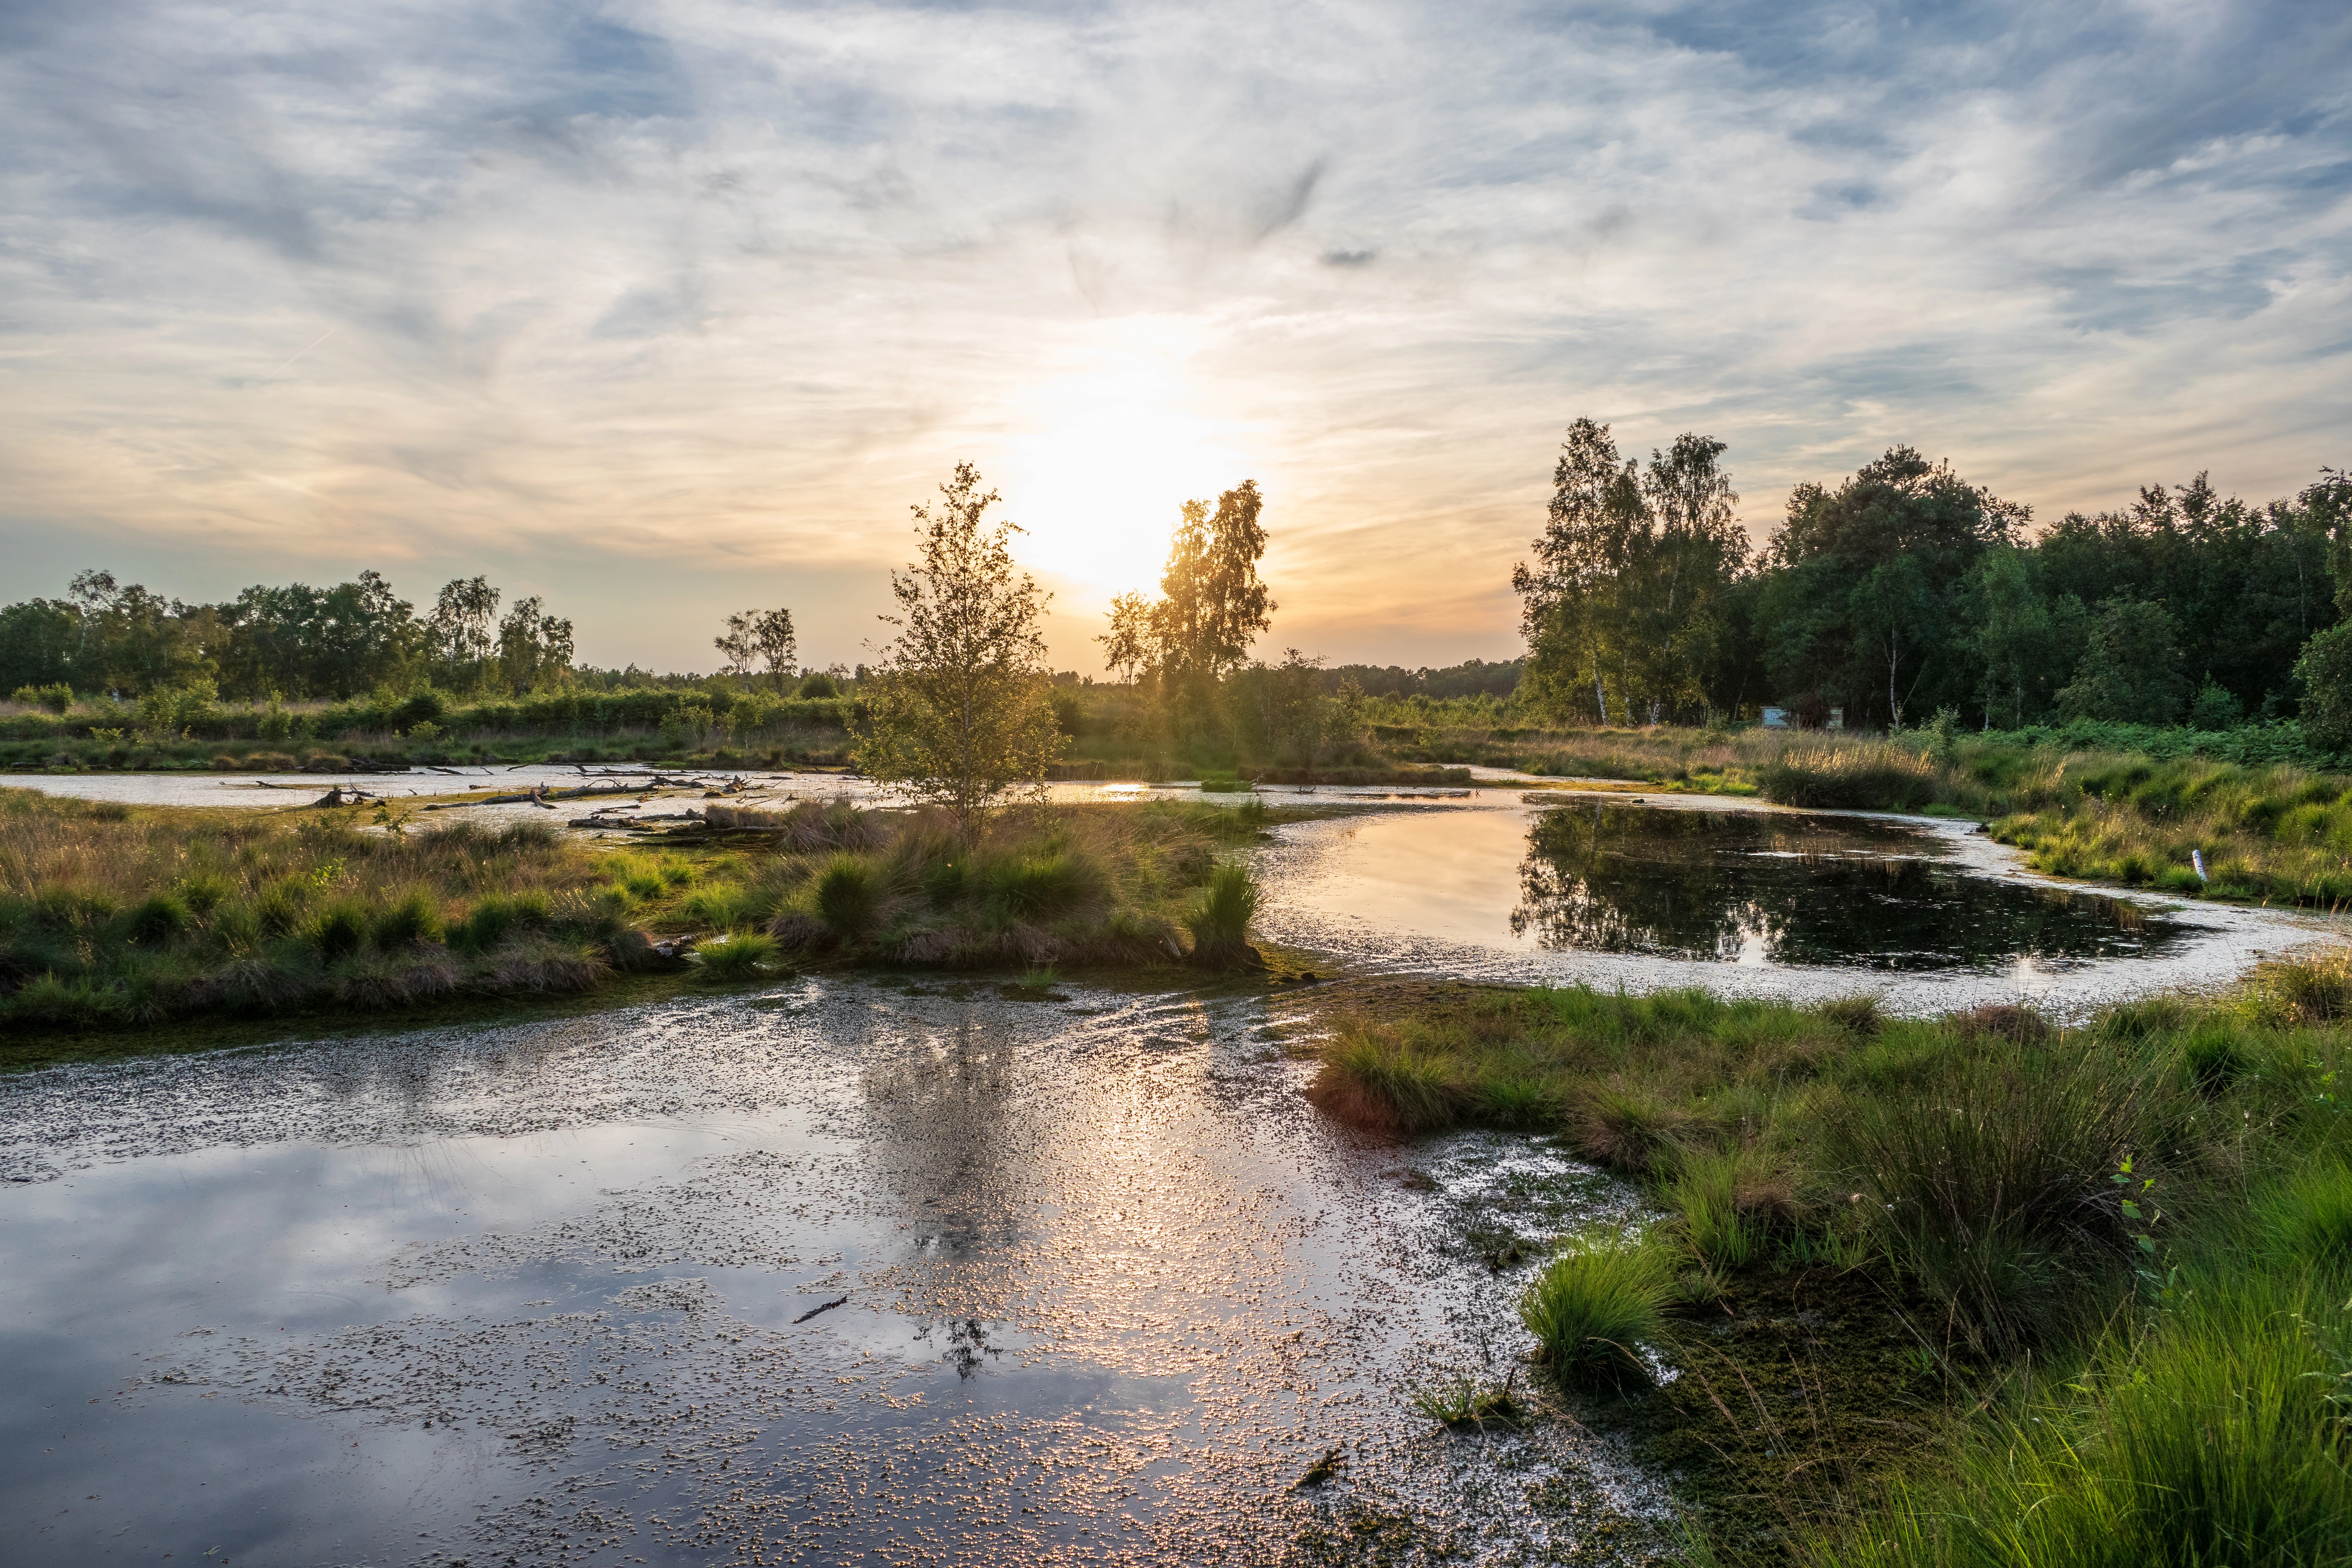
421, 782, 649, 810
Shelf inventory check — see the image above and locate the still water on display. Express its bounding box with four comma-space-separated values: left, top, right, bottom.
2, 984, 1655, 1568
2, 791, 2338, 1564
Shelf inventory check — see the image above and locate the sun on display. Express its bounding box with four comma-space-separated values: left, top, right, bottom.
992, 353, 1256, 600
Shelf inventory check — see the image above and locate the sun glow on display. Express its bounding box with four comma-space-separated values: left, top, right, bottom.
994, 351, 1257, 602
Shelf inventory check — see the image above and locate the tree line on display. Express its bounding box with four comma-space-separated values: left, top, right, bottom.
0, 569, 579, 703
1514, 420, 2352, 737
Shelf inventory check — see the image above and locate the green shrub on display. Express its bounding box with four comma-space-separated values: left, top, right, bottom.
813, 853, 885, 936
1518, 1228, 1675, 1386
1184, 862, 1257, 962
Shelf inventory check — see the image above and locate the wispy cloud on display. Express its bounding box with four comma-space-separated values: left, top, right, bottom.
1, 0, 2346, 670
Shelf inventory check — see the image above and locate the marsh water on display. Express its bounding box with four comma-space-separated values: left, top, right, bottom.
1, 782, 2336, 1565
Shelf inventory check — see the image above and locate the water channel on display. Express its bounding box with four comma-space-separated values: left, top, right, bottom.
1, 775, 2337, 1565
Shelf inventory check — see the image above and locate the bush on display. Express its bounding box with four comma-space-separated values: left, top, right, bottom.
12, 682, 73, 714
1185, 862, 1258, 963
2293, 621, 2352, 751
1518, 1228, 1675, 1386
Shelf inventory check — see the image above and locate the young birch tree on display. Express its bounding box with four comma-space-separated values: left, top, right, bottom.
855, 464, 1062, 833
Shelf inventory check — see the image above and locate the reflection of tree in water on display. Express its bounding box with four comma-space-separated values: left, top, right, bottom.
1510, 804, 2174, 971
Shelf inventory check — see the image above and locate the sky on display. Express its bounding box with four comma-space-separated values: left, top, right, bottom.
2, 0, 2348, 675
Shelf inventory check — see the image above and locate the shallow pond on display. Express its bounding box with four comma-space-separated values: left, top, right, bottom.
1256, 795, 2328, 1014
1, 982, 1656, 1567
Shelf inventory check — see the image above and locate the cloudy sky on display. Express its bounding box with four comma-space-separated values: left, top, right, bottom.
3, 0, 2348, 673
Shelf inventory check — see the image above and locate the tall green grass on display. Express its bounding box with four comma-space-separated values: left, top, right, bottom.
1519, 1227, 1676, 1386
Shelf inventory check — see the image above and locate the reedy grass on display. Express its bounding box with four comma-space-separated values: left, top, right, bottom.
1519, 1227, 1677, 1386
1409, 1372, 1532, 1431
693, 931, 779, 980
760, 800, 1267, 969
1304, 960, 2352, 1564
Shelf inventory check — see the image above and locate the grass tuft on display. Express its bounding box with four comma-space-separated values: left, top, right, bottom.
1519, 1227, 1675, 1386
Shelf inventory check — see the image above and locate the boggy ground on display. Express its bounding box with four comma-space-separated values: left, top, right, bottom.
1297, 970, 2352, 1565
0, 787, 1309, 1045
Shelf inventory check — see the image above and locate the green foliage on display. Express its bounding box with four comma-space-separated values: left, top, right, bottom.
371, 891, 445, 947
1408, 1374, 1530, 1431
1755, 744, 1935, 809
2296, 620, 2352, 751
978, 849, 1105, 919
306, 898, 372, 960
853, 464, 1063, 829
1184, 862, 1257, 962
12, 682, 73, 714
452, 891, 550, 953
1518, 1229, 1675, 1386
123, 892, 193, 945
695, 931, 779, 979
1821, 1047, 2152, 1353
679, 880, 771, 931
813, 853, 886, 936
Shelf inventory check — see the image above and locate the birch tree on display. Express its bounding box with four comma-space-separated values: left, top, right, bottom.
854, 464, 1062, 832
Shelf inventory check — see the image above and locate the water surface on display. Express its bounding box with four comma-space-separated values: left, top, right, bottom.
1, 982, 1657, 1567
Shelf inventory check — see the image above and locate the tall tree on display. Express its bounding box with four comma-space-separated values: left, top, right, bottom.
1152, 480, 1274, 681
496, 596, 575, 693
854, 463, 1063, 833
430, 577, 500, 688
1514, 418, 1643, 723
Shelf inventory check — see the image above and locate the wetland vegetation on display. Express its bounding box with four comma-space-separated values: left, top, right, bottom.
0, 786, 1287, 1041
1305, 965, 2352, 1563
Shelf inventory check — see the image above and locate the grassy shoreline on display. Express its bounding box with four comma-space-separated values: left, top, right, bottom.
0, 787, 1313, 1044
1299, 971, 2352, 1564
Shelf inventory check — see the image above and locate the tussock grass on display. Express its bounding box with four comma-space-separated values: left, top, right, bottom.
1302, 956, 2352, 1565
1519, 1227, 1677, 1386
759, 800, 1265, 969
1409, 1373, 1532, 1431
694, 931, 779, 980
